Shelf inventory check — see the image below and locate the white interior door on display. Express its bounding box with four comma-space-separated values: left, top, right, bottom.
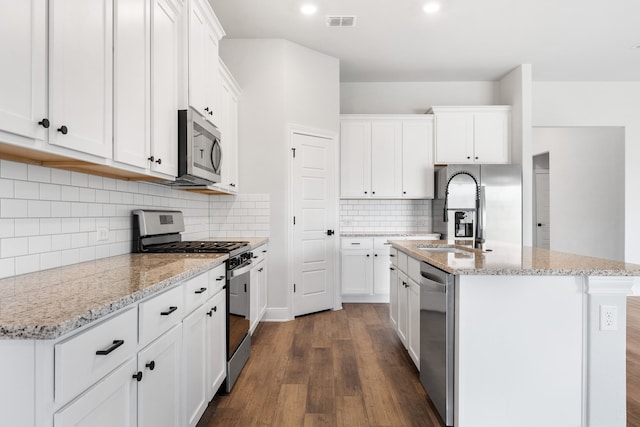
292, 131, 337, 316
534, 170, 550, 249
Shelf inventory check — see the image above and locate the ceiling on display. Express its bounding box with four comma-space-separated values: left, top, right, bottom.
209, 0, 640, 82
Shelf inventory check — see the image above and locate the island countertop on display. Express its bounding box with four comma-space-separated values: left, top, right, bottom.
0, 253, 228, 340
390, 240, 640, 276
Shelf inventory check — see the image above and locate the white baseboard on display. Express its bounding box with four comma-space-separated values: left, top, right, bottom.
262, 307, 294, 322
341, 294, 390, 303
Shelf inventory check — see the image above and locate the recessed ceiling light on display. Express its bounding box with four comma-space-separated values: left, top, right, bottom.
423, 2, 441, 14
301, 4, 317, 15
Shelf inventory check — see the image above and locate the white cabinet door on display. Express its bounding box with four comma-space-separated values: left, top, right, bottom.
206, 289, 226, 401
137, 324, 182, 427
341, 249, 372, 295
389, 264, 398, 331
54, 358, 137, 427
258, 261, 268, 320
408, 278, 420, 369
182, 302, 208, 427
113, 0, 151, 169
48, 0, 113, 158
188, 0, 220, 122
397, 271, 409, 346
218, 63, 239, 193
402, 120, 434, 199
373, 249, 390, 295
249, 262, 260, 334
151, 0, 181, 176
433, 113, 473, 164
0, 0, 46, 142
370, 121, 402, 198
473, 112, 509, 163
340, 121, 371, 198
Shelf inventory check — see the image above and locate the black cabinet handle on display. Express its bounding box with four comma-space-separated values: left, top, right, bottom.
374, 254, 378, 257
403, 191, 407, 194
390, 267, 395, 271
230, 183, 236, 187
57, 125, 68, 135
475, 156, 479, 160
133, 371, 143, 382
213, 306, 217, 312
467, 156, 471, 159
216, 276, 224, 281
258, 268, 263, 272
327, 230, 335, 236
262, 250, 267, 253
252, 256, 258, 259
194, 287, 207, 294
244, 283, 247, 292
372, 191, 376, 195
205, 107, 210, 112
160, 306, 178, 316
148, 156, 155, 162
145, 361, 155, 371
366, 254, 370, 257
96, 340, 124, 355
364, 191, 368, 194
155, 158, 162, 165
38, 118, 50, 128
207, 310, 213, 317
390, 254, 396, 257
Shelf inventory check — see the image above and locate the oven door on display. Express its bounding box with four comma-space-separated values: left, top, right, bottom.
228, 262, 251, 359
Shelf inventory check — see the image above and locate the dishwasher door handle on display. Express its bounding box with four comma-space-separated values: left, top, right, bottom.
420, 275, 447, 292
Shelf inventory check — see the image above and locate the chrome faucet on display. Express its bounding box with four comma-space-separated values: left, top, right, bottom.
443, 171, 485, 249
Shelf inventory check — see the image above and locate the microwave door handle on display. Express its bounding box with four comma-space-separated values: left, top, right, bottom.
211, 139, 222, 174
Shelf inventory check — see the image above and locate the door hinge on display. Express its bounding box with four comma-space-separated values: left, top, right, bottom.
294, 283, 296, 292
291, 147, 296, 158
293, 216, 296, 225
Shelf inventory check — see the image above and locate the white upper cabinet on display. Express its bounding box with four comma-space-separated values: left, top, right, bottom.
370, 121, 402, 198
113, 0, 151, 169
188, 0, 224, 125
0, 0, 47, 143
151, 0, 183, 176
340, 115, 434, 199
402, 119, 434, 199
48, 0, 113, 158
431, 106, 511, 164
218, 60, 240, 193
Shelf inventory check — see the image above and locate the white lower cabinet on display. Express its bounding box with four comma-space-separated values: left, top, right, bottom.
6, 263, 230, 427
137, 324, 182, 427
54, 357, 137, 427
249, 244, 268, 334
392, 252, 421, 369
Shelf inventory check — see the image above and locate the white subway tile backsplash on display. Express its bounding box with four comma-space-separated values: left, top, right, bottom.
50, 169, 71, 185
27, 165, 51, 183
28, 235, 52, 254
1, 199, 28, 218
70, 172, 88, 188
40, 183, 61, 201
1, 237, 29, 258
40, 218, 62, 235
1, 160, 27, 180
40, 251, 62, 270
61, 186, 80, 201
15, 181, 40, 199
339, 199, 432, 234
15, 219, 39, 237
0, 258, 15, 278
15, 254, 40, 275
0, 219, 14, 238
28, 200, 50, 217
51, 234, 71, 251
0, 179, 14, 198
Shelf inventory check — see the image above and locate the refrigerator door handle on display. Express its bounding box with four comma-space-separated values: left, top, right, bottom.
476, 185, 486, 246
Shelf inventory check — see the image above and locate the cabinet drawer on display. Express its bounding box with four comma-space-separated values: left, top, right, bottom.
342, 238, 373, 249
398, 251, 408, 272
139, 285, 185, 346
184, 272, 210, 315
390, 248, 398, 266
250, 244, 268, 265
374, 237, 397, 250
55, 308, 137, 404
408, 257, 421, 283
208, 263, 227, 296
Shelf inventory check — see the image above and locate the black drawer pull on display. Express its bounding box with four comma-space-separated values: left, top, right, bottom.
262, 250, 267, 253
194, 287, 207, 294
207, 310, 213, 317
133, 371, 143, 382
390, 254, 396, 257
252, 256, 258, 259
390, 267, 395, 271
145, 361, 155, 371
161, 306, 178, 316
38, 118, 50, 128
57, 125, 68, 135
216, 276, 225, 281
213, 306, 217, 312
96, 340, 124, 355
258, 268, 263, 272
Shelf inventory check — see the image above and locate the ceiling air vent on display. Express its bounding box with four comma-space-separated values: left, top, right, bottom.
326, 15, 357, 27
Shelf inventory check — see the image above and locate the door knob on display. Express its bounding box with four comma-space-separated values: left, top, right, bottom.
326, 230, 335, 236
537, 223, 543, 227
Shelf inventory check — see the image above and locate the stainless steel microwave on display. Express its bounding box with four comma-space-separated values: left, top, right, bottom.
175, 108, 222, 186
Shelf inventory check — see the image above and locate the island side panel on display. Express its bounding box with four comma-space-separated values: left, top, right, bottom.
455, 275, 583, 427
0, 340, 36, 427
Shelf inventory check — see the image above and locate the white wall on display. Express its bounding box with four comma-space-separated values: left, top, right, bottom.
533, 127, 625, 261
340, 82, 498, 114
533, 82, 640, 263
220, 39, 340, 318
340, 199, 432, 234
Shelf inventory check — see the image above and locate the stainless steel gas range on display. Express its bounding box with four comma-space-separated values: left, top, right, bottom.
132, 209, 251, 393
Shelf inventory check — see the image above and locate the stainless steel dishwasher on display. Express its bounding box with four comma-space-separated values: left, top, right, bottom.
420, 261, 455, 426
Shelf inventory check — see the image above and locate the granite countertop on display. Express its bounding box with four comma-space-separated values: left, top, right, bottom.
391, 240, 640, 276
0, 253, 227, 340
341, 232, 441, 238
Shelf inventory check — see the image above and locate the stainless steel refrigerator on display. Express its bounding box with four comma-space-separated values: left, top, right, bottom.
431, 164, 522, 247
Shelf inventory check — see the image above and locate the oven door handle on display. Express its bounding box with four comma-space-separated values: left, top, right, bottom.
229, 261, 253, 278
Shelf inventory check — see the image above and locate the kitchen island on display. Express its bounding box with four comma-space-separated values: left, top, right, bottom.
390, 239, 640, 427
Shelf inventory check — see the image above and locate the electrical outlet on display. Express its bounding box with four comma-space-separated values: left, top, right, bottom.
96, 227, 109, 242
600, 305, 618, 331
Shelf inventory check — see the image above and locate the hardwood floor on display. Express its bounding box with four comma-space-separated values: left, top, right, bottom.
198, 299, 640, 426
198, 303, 442, 427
